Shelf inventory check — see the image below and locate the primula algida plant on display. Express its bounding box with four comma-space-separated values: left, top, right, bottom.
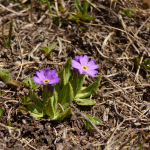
19, 55, 102, 121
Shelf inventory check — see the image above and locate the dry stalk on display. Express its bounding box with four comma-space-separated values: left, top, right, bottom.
55, 0, 60, 17
13, 29, 24, 80
106, 119, 125, 148
57, 37, 63, 55
85, 0, 102, 12
135, 16, 150, 37
0, 122, 21, 139
102, 74, 132, 105
22, 138, 37, 150
0, 3, 23, 15
135, 52, 145, 80
113, 97, 126, 118
102, 32, 114, 51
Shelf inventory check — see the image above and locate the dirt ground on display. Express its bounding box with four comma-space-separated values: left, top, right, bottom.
0, 0, 150, 149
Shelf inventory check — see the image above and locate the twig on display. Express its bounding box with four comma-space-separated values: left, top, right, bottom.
22, 138, 37, 150
0, 3, 23, 15
107, 119, 125, 146
135, 52, 145, 80
102, 74, 132, 105
57, 37, 63, 55
28, 43, 41, 61
103, 86, 135, 97
102, 32, 114, 50
13, 29, 24, 80
55, 0, 60, 16
0, 122, 21, 139
113, 98, 127, 119
135, 16, 150, 37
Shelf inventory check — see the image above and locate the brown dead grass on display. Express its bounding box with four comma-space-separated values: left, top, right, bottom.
0, 0, 150, 149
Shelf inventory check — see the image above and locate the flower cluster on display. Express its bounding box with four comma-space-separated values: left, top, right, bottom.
33, 55, 99, 86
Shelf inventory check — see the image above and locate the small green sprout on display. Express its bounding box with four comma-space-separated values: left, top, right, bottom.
120, 9, 135, 17
40, 0, 45, 5
146, 24, 150, 29
46, 0, 59, 26
83, 114, 101, 130
0, 68, 21, 88
7, 120, 11, 127
22, 78, 40, 90
39, 43, 57, 55
134, 58, 150, 73
0, 108, 3, 118
68, 0, 94, 23
141, 59, 150, 72
2, 19, 13, 49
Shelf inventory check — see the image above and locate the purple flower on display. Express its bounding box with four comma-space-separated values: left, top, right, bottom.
72, 55, 99, 77
33, 68, 60, 85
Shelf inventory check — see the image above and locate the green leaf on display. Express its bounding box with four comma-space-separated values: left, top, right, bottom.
83, 119, 93, 130
0, 69, 21, 88
19, 106, 27, 115
46, 0, 59, 26
63, 57, 72, 85
68, 13, 80, 22
56, 57, 72, 91
142, 59, 150, 66
22, 78, 30, 87
56, 69, 65, 91
7, 120, 11, 127
7, 80, 21, 89
22, 78, 40, 90
59, 5, 65, 13
83, 0, 93, 14
74, 0, 83, 13
54, 108, 73, 121
47, 42, 57, 53
0, 69, 11, 83
8, 19, 13, 49
75, 75, 102, 99
75, 98, 96, 106
86, 114, 101, 125
58, 82, 74, 109
120, 9, 135, 17
40, 0, 45, 5
80, 13, 94, 21
2, 25, 9, 48
0, 108, 3, 117
29, 112, 43, 120
46, 0, 53, 14
147, 66, 150, 72
19, 93, 34, 105
26, 90, 43, 120
2, 19, 13, 49
83, 114, 101, 130
53, 91, 58, 112
146, 24, 150, 29
141, 59, 150, 72
39, 43, 57, 55
134, 57, 140, 70
71, 72, 86, 97
42, 85, 55, 106
44, 96, 55, 118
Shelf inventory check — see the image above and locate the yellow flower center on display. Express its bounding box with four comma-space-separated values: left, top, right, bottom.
82, 66, 87, 70
43, 79, 49, 83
